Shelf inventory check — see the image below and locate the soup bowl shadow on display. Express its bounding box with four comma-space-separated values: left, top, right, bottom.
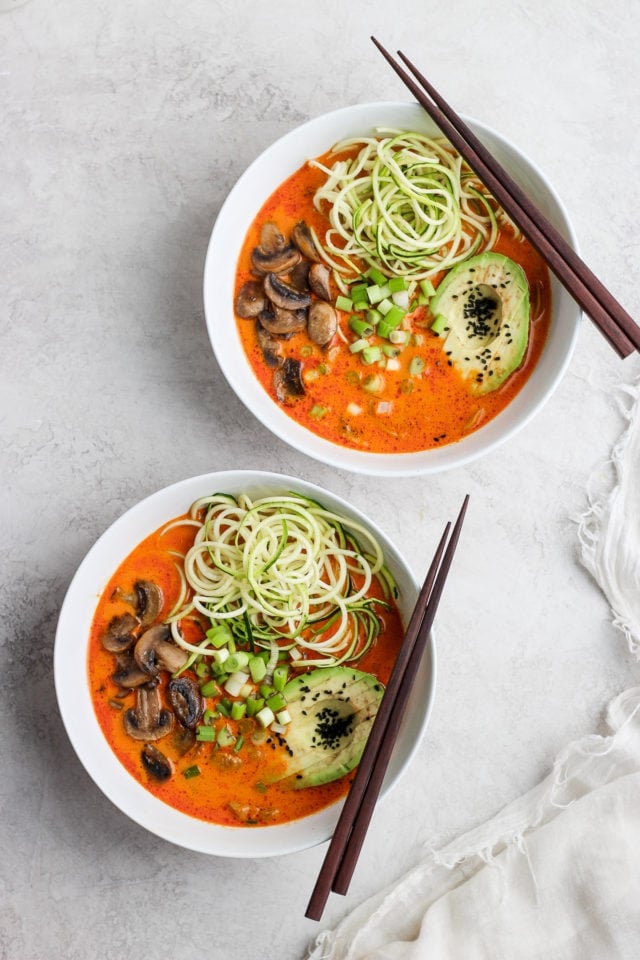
203, 100, 580, 477
54, 469, 435, 857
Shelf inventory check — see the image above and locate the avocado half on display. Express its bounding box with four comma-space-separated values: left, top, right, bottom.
429, 252, 530, 395
276, 666, 384, 789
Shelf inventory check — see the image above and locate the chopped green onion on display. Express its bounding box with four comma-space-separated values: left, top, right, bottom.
349, 317, 373, 337
366, 308, 382, 325
383, 305, 406, 328
350, 282, 369, 301
389, 328, 408, 345
196, 726, 216, 742
382, 344, 400, 358
362, 345, 382, 365
352, 300, 369, 312
388, 277, 407, 293
249, 656, 267, 683
367, 266, 387, 285
362, 373, 385, 393
377, 297, 394, 316
183, 764, 201, 778
300, 344, 314, 358
273, 665, 289, 692
195, 661, 210, 678
349, 338, 369, 354
200, 679, 219, 697
217, 725, 235, 747
335, 295, 353, 311
266, 692, 287, 713
431, 314, 449, 336
233, 735, 245, 753
409, 356, 426, 376
203, 708, 217, 724
231, 701, 247, 720
310, 404, 328, 420
217, 698, 231, 717
224, 670, 250, 697
246, 697, 265, 717
206, 624, 233, 648
420, 278, 437, 298
276, 709, 292, 725
256, 706, 275, 729
225, 651, 249, 674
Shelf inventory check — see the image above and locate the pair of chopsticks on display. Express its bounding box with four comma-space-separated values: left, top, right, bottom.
305, 495, 469, 922
371, 37, 640, 360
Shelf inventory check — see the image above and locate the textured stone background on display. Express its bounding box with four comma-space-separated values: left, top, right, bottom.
2, 1, 640, 957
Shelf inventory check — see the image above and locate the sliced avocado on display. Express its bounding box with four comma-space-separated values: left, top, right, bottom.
275, 666, 384, 789
429, 252, 530, 395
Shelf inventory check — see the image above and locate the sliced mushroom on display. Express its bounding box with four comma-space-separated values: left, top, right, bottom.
291, 220, 321, 262
251, 227, 300, 275
123, 683, 174, 741
258, 221, 286, 255
172, 726, 197, 756
134, 580, 163, 628
134, 624, 189, 676
308, 301, 338, 347
289, 259, 311, 292
112, 652, 149, 689
308, 263, 332, 301
235, 280, 266, 318
264, 273, 311, 311
102, 613, 138, 653
256, 322, 283, 367
168, 676, 204, 729
274, 357, 305, 401
141, 743, 174, 781
258, 306, 307, 336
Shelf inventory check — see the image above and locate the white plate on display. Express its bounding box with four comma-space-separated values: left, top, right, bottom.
203, 101, 580, 476
54, 470, 435, 857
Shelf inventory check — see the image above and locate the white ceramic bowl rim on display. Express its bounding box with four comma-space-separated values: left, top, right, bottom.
54, 470, 435, 858
203, 100, 580, 477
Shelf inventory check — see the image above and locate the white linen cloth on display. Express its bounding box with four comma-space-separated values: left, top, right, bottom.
307, 382, 640, 960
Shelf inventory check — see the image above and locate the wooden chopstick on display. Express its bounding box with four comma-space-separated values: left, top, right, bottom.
371, 37, 639, 359
305, 495, 469, 922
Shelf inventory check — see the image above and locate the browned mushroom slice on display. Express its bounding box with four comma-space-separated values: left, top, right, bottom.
258, 306, 307, 336
112, 652, 149, 689
264, 273, 311, 311
251, 222, 301, 276
274, 357, 305, 401
123, 683, 174, 741
134, 624, 188, 676
256, 322, 283, 367
102, 613, 138, 653
134, 580, 163, 627
289, 259, 311, 292
168, 676, 204, 729
235, 280, 266, 318
291, 220, 321, 262
308, 263, 332, 302
308, 302, 338, 347
141, 743, 174, 781
259, 221, 286, 254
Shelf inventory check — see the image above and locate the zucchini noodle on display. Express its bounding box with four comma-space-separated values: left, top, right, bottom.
310, 128, 515, 281
167, 492, 395, 668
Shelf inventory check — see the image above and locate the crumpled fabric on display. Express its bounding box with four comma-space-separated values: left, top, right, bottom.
306, 380, 640, 960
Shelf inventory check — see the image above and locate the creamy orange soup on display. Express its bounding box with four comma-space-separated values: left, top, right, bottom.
88, 509, 404, 827
235, 144, 551, 453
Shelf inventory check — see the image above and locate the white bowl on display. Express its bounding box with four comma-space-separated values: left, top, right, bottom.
54, 470, 434, 857
203, 101, 580, 476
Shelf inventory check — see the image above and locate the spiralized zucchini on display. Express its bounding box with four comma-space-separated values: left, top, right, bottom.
310, 128, 513, 282
166, 492, 395, 668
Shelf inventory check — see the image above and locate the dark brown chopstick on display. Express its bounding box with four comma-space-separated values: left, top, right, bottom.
305, 495, 469, 922
371, 37, 639, 359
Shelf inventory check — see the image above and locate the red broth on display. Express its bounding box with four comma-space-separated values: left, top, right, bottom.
235, 146, 551, 453
88, 514, 405, 827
